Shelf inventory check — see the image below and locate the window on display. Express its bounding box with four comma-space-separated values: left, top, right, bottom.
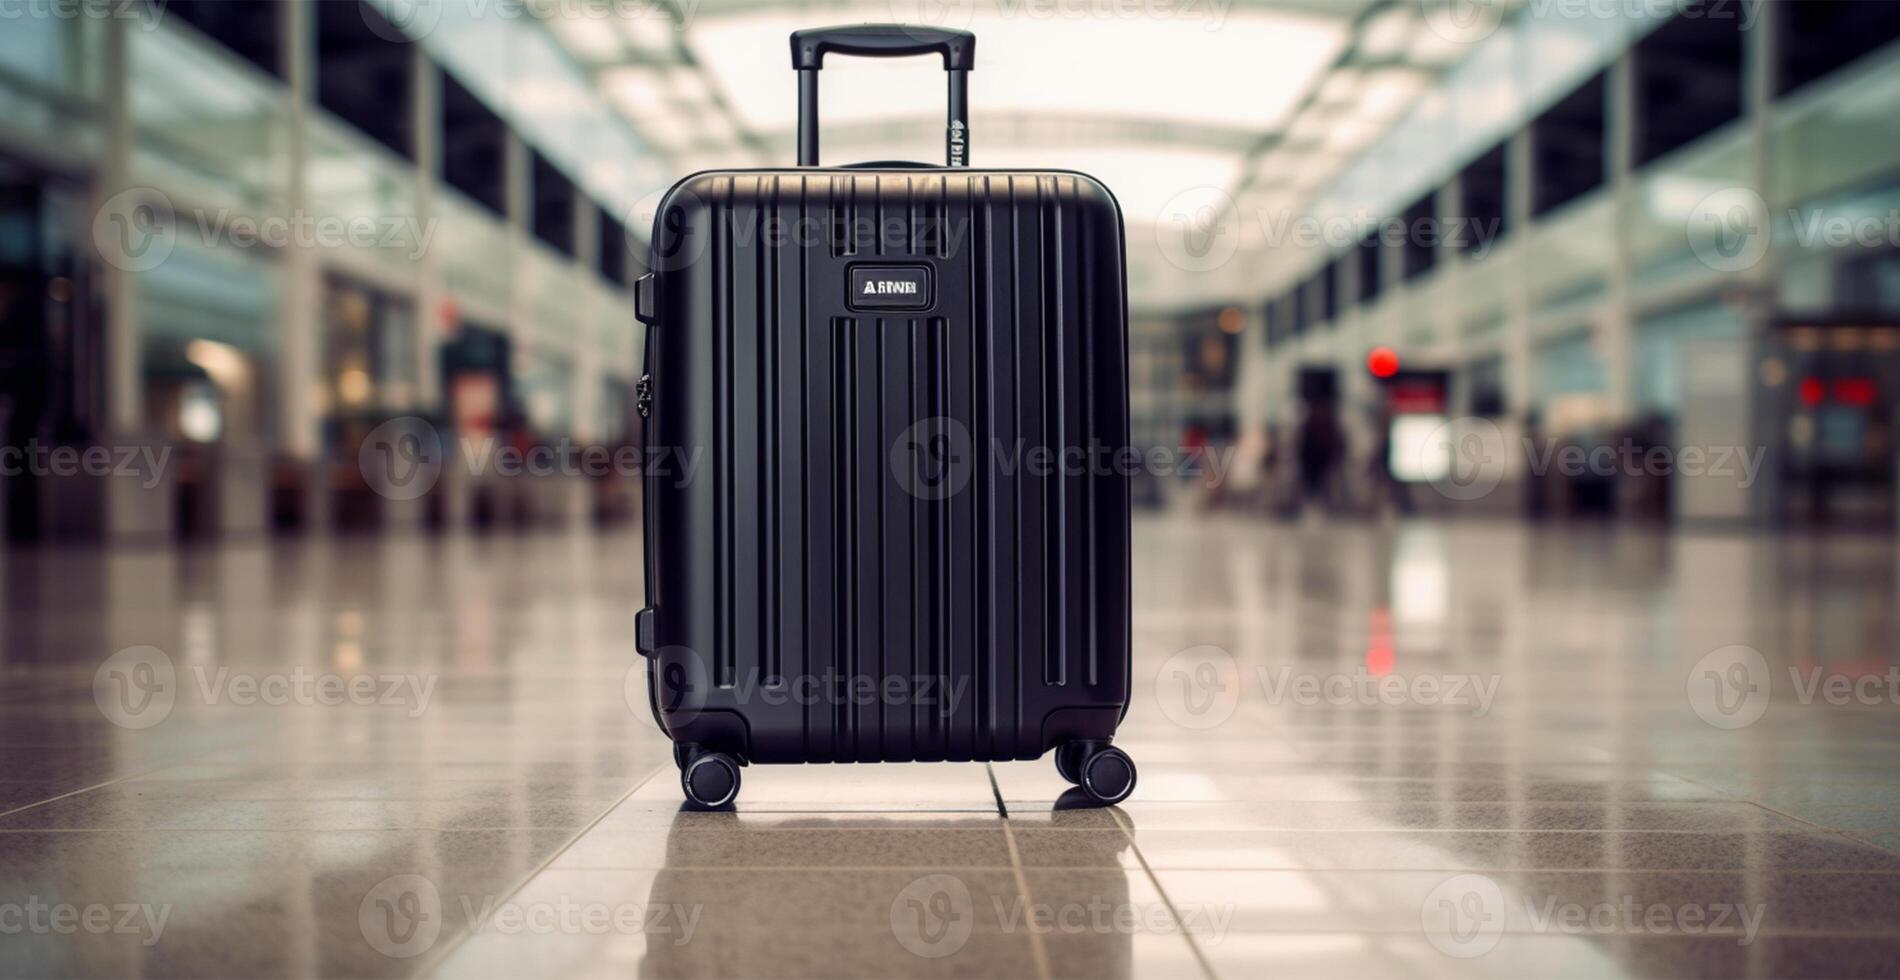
165, 1, 283, 78
317, 1, 415, 159
1530, 72, 1607, 217
531, 152, 577, 257
598, 207, 630, 287
1779, 0, 1900, 98
1322, 258, 1342, 323
1401, 193, 1437, 281
1456, 145, 1509, 253
441, 70, 507, 217
1633, 2, 1745, 166
1358, 230, 1385, 304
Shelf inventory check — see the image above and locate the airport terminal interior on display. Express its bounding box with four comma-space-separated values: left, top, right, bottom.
4, 0, 1900, 977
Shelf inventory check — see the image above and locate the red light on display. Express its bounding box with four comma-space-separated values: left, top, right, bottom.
1367, 347, 1401, 379
1835, 378, 1878, 407
1798, 377, 1825, 407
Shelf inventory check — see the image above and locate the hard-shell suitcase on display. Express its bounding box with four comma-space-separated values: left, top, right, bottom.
635, 24, 1136, 807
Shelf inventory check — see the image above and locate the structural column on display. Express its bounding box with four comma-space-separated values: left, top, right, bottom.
278, 0, 321, 461
413, 46, 443, 412
1602, 52, 1639, 422
99, 15, 140, 436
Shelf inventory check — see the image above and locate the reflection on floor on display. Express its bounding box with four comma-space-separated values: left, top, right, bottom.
3, 516, 1899, 978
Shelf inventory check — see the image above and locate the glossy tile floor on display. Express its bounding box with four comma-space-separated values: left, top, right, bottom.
3, 516, 1900, 978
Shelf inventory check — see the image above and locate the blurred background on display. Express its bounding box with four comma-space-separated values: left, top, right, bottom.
2, 0, 1895, 538
6, 2, 1900, 979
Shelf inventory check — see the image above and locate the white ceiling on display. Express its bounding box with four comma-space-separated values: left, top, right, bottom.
529, 0, 1498, 225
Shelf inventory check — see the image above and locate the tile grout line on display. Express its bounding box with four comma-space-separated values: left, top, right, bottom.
0, 756, 226, 822
1661, 770, 1900, 859
1110, 806, 1220, 980
413, 761, 668, 979
990, 764, 1050, 980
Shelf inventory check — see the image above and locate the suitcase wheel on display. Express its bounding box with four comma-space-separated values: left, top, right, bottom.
1054, 742, 1089, 784
1080, 747, 1137, 806
681, 750, 742, 808
1056, 742, 1137, 806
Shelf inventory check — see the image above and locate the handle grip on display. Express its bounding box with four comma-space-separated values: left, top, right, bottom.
791, 24, 976, 71
791, 24, 974, 168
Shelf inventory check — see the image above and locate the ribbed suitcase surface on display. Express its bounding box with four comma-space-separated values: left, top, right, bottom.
643, 169, 1130, 765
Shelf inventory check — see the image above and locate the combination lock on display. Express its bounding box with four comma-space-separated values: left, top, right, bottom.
636, 374, 652, 418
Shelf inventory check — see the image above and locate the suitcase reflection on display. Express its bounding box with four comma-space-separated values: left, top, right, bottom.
636, 809, 1136, 978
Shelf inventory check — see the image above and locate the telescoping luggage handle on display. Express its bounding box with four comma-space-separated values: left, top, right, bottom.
791, 25, 975, 168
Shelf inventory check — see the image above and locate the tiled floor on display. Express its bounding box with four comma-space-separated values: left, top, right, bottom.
3, 516, 1899, 978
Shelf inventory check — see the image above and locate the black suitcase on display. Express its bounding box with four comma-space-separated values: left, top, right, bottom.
634, 24, 1135, 808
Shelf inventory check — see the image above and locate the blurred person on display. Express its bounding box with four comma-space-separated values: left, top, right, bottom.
1295, 401, 1345, 514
